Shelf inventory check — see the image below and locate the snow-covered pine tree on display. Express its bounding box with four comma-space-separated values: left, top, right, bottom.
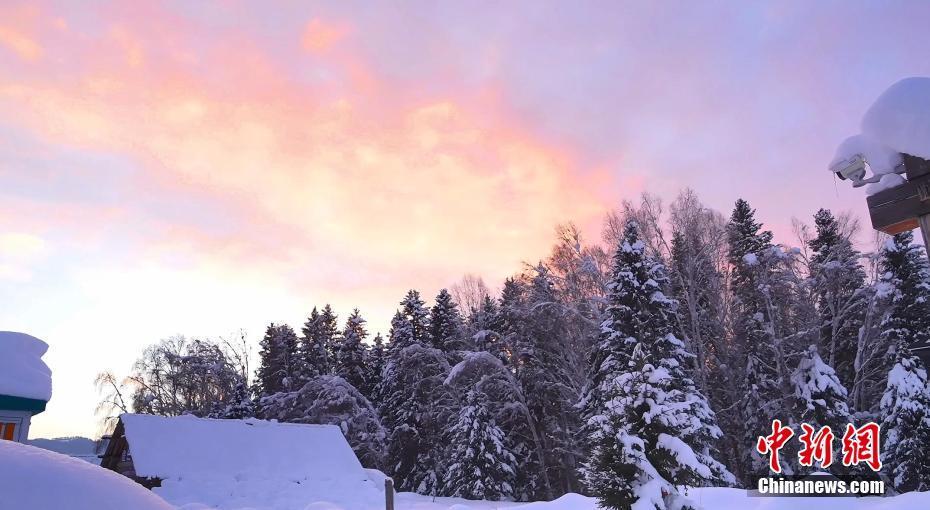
261, 374, 386, 469
879, 347, 930, 493
319, 304, 341, 370
429, 288, 467, 354
388, 310, 413, 352
363, 333, 386, 405
443, 390, 517, 501
879, 231, 930, 362
808, 209, 867, 389
402, 290, 431, 344
299, 306, 338, 379
725, 199, 782, 482
581, 220, 733, 510
791, 345, 851, 433
517, 266, 582, 496
444, 350, 543, 501
470, 294, 502, 355
789, 345, 851, 475
335, 308, 369, 392
380, 343, 452, 495
298, 308, 323, 381
493, 277, 526, 367
255, 323, 301, 397
210, 380, 255, 419
388, 290, 431, 353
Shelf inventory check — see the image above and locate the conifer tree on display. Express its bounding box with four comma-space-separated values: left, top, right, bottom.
335, 309, 369, 392
380, 343, 452, 495
443, 390, 517, 501
879, 232, 930, 359
255, 323, 300, 397
791, 346, 851, 433
582, 221, 733, 509
725, 199, 787, 481
364, 333, 387, 405
388, 310, 413, 352
808, 209, 866, 388
429, 288, 466, 353
319, 304, 341, 370
209, 380, 255, 419
518, 266, 582, 495
880, 348, 930, 492
402, 290, 431, 343
261, 374, 386, 469
299, 307, 329, 380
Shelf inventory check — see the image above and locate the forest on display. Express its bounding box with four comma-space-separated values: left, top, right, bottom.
94, 189, 930, 509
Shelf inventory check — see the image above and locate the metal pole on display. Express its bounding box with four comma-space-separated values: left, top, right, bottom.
384, 478, 394, 510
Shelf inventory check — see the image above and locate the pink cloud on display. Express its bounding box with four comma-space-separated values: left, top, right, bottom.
0, 2, 620, 304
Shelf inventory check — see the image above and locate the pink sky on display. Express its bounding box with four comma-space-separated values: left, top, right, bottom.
2, 1, 929, 438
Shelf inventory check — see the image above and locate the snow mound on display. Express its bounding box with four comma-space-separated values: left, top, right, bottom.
0, 440, 172, 510
0, 331, 52, 401
862, 77, 930, 160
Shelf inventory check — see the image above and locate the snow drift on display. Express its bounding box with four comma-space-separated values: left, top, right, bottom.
0, 440, 172, 510
0, 331, 52, 401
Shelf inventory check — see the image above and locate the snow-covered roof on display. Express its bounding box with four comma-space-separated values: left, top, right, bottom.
0, 331, 52, 402
0, 440, 172, 510
120, 414, 368, 481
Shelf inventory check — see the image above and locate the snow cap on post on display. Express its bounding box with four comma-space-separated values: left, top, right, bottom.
862, 77, 930, 160
0, 331, 52, 402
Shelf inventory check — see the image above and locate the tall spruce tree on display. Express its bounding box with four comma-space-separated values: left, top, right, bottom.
581, 221, 733, 510
335, 309, 369, 392
380, 343, 452, 495
299, 307, 329, 380
255, 323, 300, 397
790, 346, 851, 474
442, 390, 518, 501
429, 288, 466, 353
725, 199, 781, 482
808, 209, 866, 389
879, 232, 930, 359
880, 348, 930, 492
389, 290, 431, 353
364, 333, 387, 405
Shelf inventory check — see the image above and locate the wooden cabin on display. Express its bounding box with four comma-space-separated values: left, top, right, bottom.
100, 413, 370, 495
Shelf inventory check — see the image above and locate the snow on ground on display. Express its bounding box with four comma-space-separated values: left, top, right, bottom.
0, 331, 52, 401
29, 436, 100, 464
0, 440, 173, 510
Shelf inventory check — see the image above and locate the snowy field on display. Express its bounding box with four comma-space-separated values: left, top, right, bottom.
5, 440, 930, 510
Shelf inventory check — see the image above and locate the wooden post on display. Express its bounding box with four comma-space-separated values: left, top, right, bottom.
384, 478, 394, 510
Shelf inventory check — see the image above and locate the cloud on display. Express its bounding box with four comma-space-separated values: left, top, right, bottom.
301, 18, 348, 55
0, 2, 618, 300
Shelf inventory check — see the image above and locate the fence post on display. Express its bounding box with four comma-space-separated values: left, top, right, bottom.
385, 478, 394, 510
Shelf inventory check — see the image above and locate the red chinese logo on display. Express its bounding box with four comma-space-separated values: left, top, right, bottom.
798, 424, 834, 468
756, 419, 794, 473
841, 422, 882, 471
757, 421, 881, 473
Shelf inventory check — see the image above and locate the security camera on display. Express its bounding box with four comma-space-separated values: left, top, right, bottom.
830, 154, 867, 183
